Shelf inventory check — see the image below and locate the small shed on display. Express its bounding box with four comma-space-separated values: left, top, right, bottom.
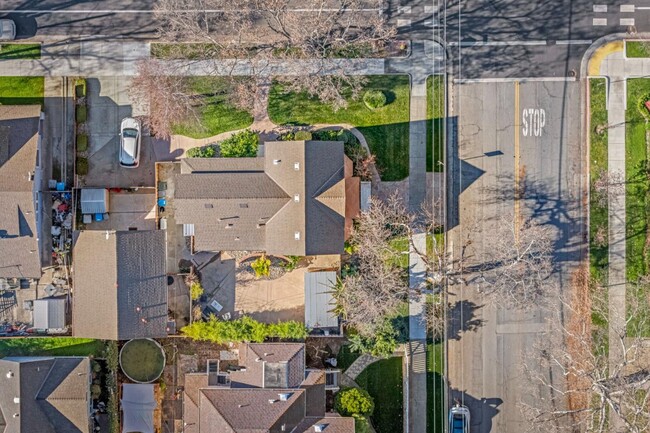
33, 297, 66, 329
80, 188, 109, 214
304, 271, 339, 330
121, 384, 156, 433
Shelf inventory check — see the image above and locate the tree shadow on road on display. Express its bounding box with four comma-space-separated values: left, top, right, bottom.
446, 299, 486, 340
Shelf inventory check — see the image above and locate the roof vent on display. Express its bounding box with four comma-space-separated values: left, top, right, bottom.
273, 159, 281, 165
294, 162, 300, 171
6, 371, 13, 378
204, 203, 213, 209
294, 194, 300, 202
239, 203, 249, 208
13, 397, 19, 404
12, 414, 18, 418
294, 231, 301, 240
263, 352, 272, 356
281, 424, 287, 431
314, 424, 326, 432
257, 223, 265, 228
268, 399, 277, 404
225, 223, 234, 229
235, 237, 240, 241
279, 393, 291, 401
27, 171, 34, 181
255, 357, 262, 362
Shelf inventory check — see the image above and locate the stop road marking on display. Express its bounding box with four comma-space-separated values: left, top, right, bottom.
522, 108, 546, 137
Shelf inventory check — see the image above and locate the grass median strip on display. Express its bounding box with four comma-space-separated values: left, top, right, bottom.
268, 75, 411, 181
427, 341, 444, 433
427, 75, 445, 173
0, 43, 41, 60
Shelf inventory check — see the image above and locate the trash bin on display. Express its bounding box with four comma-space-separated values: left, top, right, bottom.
94, 213, 103, 222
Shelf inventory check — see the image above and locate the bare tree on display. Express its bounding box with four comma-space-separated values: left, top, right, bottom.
466, 214, 555, 308
129, 59, 198, 139
521, 268, 650, 433
592, 168, 625, 207
150, 0, 395, 110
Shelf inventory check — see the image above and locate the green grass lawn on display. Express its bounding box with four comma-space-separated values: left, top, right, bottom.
589, 78, 608, 285
268, 75, 411, 181
0, 43, 41, 60
427, 75, 445, 173
427, 341, 445, 433
626, 41, 650, 58
0, 338, 105, 357
356, 356, 404, 433
171, 77, 253, 139
0, 76, 44, 106
119, 339, 165, 382
626, 78, 650, 336
336, 344, 362, 370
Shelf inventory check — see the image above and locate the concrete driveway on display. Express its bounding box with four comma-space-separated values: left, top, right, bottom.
82, 76, 154, 188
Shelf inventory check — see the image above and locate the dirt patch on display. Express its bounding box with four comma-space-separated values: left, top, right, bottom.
565, 265, 593, 416
305, 336, 346, 369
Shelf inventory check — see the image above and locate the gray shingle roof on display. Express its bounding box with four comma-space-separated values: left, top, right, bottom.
173, 141, 357, 255
229, 343, 305, 389
0, 105, 42, 279
293, 416, 355, 433
72, 230, 167, 340
0, 357, 91, 433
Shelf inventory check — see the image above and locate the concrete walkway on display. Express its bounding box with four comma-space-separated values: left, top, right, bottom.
344, 353, 380, 380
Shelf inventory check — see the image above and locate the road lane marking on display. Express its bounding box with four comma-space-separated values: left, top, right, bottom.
555, 39, 593, 45
620, 4, 635, 12
620, 18, 635, 25
593, 18, 608, 26
398, 6, 411, 13
448, 40, 547, 47
455, 77, 576, 83
514, 81, 521, 240
593, 4, 608, 12
397, 19, 412, 27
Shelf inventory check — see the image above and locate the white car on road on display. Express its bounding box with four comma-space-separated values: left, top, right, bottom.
0, 19, 16, 40
119, 118, 141, 168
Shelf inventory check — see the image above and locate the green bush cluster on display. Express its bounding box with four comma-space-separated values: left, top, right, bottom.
76, 134, 88, 152
75, 78, 86, 98
75, 105, 87, 123
363, 90, 387, 110
220, 129, 259, 157
76, 157, 89, 176
190, 282, 204, 300
335, 387, 375, 416
186, 144, 217, 158
181, 315, 308, 343
280, 255, 302, 272
347, 319, 399, 358
280, 130, 313, 141
251, 255, 271, 278
637, 92, 650, 123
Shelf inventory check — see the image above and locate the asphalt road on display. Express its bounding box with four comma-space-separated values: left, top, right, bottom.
447, 80, 585, 432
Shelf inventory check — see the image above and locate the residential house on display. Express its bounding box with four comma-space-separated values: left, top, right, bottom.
0, 356, 92, 432
0, 105, 44, 282
72, 230, 168, 340
183, 343, 353, 433
173, 140, 360, 255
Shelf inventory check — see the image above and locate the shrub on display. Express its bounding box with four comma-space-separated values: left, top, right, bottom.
186, 144, 217, 158
280, 255, 302, 272
76, 134, 88, 152
219, 129, 259, 157
76, 157, 89, 176
75, 78, 86, 98
637, 92, 650, 121
353, 415, 372, 433
181, 315, 308, 343
363, 90, 387, 110
251, 255, 271, 278
75, 105, 87, 123
335, 387, 375, 416
91, 383, 102, 399
189, 282, 204, 301
293, 130, 312, 140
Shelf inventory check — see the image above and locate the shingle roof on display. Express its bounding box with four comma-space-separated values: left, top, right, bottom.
173, 141, 358, 255
293, 416, 355, 433
0, 357, 91, 433
199, 388, 306, 433
229, 343, 305, 389
72, 230, 167, 340
0, 105, 42, 279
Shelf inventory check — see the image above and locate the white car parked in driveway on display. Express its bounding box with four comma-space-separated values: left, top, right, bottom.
119, 118, 141, 168
0, 19, 16, 40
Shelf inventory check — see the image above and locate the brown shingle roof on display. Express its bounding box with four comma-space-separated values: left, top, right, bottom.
293, 416, 355, 433
229, 343, 305, 389
72, 230, 167, 340
0, 357, 91, 433
0, 105, 42, 279
172, 141, 357, 255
